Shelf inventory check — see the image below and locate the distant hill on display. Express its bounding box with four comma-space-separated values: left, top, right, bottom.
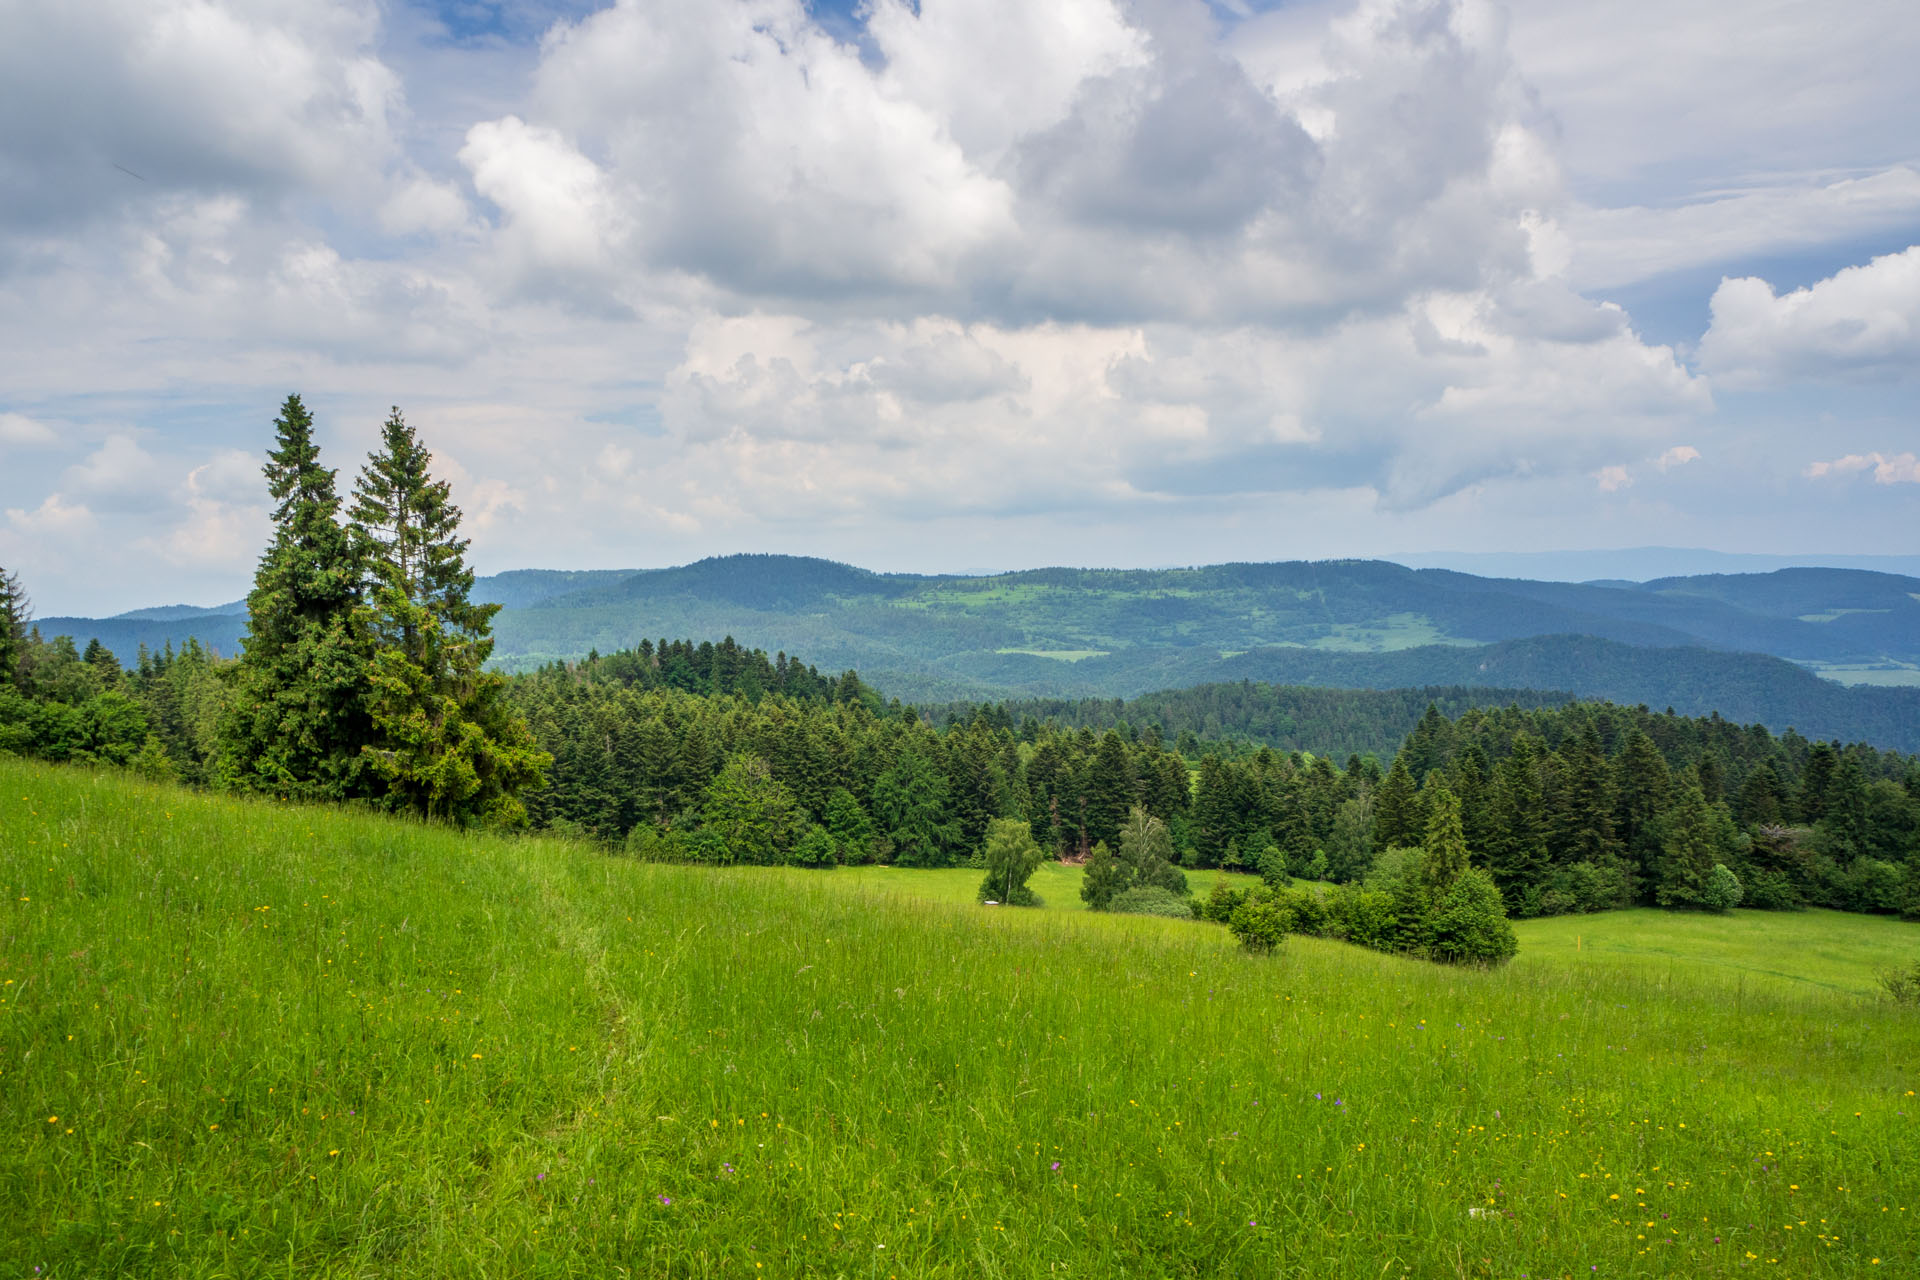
34, 553, 1920, 750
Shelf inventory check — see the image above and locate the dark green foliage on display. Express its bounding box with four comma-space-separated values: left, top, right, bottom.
1420, 783, 1468, 899
978, 817, 1044, 906
822, 787, 875, 863
789, 824, 839, 868
1426, 868, 1519, 966
701, 754, 799, 865
220, 394, 375, 801
1372, 755, 1421, 850
1108, 886, 1195, 919
872, 748, 959, 867
0, 567, 25, 688
350, 408, 547, 824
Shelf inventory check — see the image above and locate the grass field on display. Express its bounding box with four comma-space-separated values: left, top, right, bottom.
4, 758, 1919, 1277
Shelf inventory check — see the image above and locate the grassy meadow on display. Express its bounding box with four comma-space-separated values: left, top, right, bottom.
3, 758, 1919, 1277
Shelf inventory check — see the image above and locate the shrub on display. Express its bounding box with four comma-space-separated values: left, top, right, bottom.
1227, 888, 1290, 952
1278, 886, 1333, 937
789, 824, 838, 868
1701, 863, 1743, 912
1327, 883, 1398, 950
1426, 867, 1518, 966
1741, 869, 1803, 911
1198, 879, 1249, 923
1108, 886, 1195, 919
623, 822, 684, 861
1881, 961, 1920, 1006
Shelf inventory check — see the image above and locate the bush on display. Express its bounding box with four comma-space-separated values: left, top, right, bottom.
789, 824, 838, 868
1742, 869, 1804, 911
1327, 883, 1398, 950
1881, 961, 1920, 1006
1227, 887, 1290, 952
1108, 886, 1195, 919
1426, 868, 1518, 966
1198, 879, 1250, 923
1701, 863, 1742, 912
1548, 861, 1632, 914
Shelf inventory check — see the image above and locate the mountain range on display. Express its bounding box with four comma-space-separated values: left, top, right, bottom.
36, 555, 1920, 751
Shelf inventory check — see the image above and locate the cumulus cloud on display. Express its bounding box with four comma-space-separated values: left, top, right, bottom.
1699, 245, 1920, 386
0, 0, 402, 232
0, 412, 61, 446
1807, 452, 1920, 485
1594, 465, 1632, 493
1657, 445, 1700, 470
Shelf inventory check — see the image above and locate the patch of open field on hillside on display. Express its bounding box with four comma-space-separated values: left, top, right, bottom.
3, 758, 1917, 1277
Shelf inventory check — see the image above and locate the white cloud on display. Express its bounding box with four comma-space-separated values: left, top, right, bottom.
66, 434, 163, 508
1807, 452, 1920, 485
6, 492, 95, 535
0, 0, 403, 232
1699, 245, 1920, 386
1657, 445, 1700, 470
1594, 465, 1632, 493
0, 412, 62, 447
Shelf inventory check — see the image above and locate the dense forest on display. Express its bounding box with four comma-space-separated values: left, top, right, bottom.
928, 682, 1581, 762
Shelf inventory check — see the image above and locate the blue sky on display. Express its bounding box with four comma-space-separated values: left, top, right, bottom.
1, 0, 1916, 614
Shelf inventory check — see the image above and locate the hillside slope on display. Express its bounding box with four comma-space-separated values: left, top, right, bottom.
4, 758, 1917, 1277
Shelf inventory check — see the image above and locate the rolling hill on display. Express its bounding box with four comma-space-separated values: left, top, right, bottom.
36, 554, 1920, 749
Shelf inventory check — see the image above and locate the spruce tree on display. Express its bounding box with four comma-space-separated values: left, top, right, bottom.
0, 566, 29, 687
1371, 754, 1421, 849
1420, 782, 1469, 901
222, 394, 374, 800
349, 407, 547, 823
1484, 735, 1548, 907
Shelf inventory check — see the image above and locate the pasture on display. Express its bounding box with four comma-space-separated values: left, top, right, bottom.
2, 758, 1916, 1277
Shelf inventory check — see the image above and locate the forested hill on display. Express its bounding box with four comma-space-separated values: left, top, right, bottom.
929, 683, 1583, 762
38, 554, 1920, 751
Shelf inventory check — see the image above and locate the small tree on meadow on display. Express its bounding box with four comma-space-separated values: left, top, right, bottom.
1426, 867, 1518, 965
1080, 839, 1126, 910
1701, 863, 1743, 913
978, 817, 1044, 905
1118, 806, 1188, 897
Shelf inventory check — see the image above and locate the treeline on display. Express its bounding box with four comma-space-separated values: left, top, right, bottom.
518, 664, 1919, 920
1188, 701, 1919, 918
931, 682, 1578, 762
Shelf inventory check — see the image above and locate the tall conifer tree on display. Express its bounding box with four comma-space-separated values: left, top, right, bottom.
0, 565, 28, 688
221, 394, 373, 799
349, 407, 547, 823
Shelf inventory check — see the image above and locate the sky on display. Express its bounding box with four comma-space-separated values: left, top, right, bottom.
0, 0, 1916, 615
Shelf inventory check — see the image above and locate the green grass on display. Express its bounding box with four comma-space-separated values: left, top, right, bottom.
4, 758, 1920, 1277
1513, 909, 1920, 998
837, 863, 1262, 910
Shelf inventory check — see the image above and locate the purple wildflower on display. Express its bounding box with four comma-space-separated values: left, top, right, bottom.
1050, 1161, 1060, 1171
659, 1194, 672, 1206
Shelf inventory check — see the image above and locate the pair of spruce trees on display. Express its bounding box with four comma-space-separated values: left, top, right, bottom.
222, 394, 545, 823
